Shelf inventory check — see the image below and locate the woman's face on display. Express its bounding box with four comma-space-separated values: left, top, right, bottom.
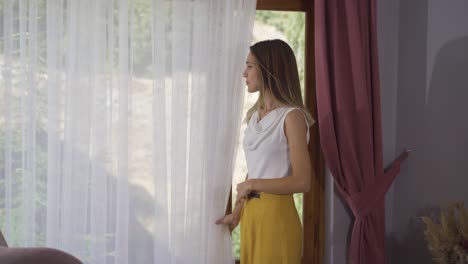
243, 52, 260, 93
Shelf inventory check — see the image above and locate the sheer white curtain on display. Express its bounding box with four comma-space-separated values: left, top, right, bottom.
0, 0, 256, 263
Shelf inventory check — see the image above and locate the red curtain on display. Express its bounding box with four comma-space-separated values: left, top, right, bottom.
314, 0, 409, 263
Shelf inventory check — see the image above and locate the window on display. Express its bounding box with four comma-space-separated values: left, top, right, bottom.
231, 10, 306, 259
228, 1, 324, 264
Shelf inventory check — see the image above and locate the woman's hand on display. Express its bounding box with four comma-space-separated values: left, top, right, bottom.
215, 213, 240, 232
236, 180, 254, 202
215, 197, 246, 232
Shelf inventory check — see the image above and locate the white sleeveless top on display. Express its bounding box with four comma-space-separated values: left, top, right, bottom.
243, 106, 312, 180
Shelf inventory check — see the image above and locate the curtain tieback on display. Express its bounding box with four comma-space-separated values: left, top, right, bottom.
347, 150, 410, 219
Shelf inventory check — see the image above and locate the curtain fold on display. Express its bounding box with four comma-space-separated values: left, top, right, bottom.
315, 0, 408, 263
0, 0, 256, 263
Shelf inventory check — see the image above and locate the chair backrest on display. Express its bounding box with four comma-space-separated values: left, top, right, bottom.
0, 230, 8, 247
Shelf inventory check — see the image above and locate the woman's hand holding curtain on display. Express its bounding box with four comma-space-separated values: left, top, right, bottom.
215, 198, 246, 232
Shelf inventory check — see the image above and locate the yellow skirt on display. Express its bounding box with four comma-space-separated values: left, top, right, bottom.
240, 193, 302, 264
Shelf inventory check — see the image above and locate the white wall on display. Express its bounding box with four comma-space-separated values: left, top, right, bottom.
391, 0, 468, 263
378, 0, 401, 262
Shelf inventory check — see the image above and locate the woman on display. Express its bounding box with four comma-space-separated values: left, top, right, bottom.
216, 39, 314, 264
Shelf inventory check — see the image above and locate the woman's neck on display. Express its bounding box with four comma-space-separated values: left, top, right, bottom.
262, 92, 278, 112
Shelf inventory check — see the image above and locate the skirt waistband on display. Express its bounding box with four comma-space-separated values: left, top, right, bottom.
247, 192, 294, 201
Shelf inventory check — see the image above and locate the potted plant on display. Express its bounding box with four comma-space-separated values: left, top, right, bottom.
422, 203, 468, 264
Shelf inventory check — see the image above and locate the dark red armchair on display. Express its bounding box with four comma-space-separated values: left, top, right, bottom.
0, 231, 82, 264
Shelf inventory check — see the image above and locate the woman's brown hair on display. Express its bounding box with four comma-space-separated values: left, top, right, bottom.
245, 39, 313, 126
